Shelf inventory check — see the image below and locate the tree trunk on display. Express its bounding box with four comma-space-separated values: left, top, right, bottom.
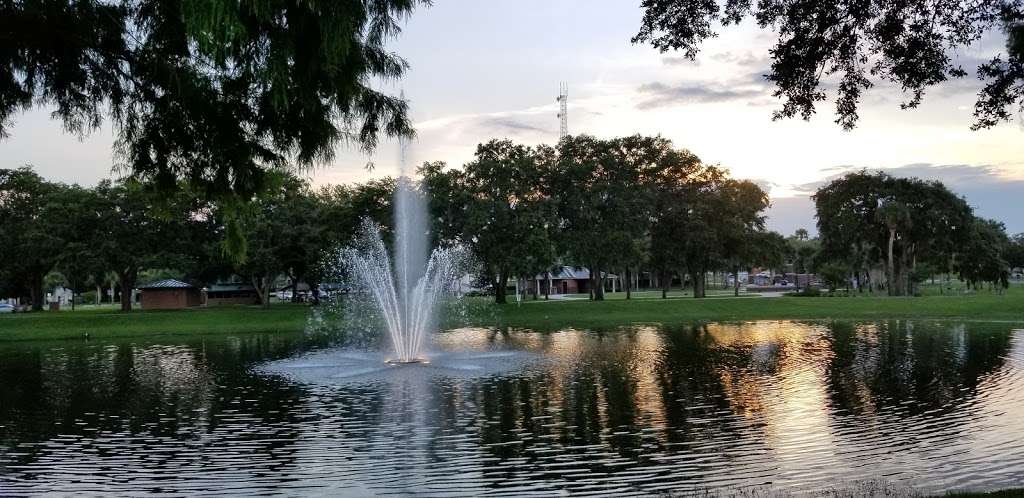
96, 284, 102, 305
625, 268, 632, 300
310, 280, 321, 305
909, 249, 918, 296
251, 273, 273, 308
118, 271, 135, 312
887, 228, 896, 296
592, 266, 605, 301
545, 272, 551, 300
733, 265, 740, 297
494, 270, 508, 304
30, 275, 44, 311
692, 270, 706, 298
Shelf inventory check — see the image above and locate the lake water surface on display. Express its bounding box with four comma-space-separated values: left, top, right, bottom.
1, 320, 1023, 496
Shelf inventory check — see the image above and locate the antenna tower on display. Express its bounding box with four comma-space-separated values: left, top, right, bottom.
557, 82, 568, 140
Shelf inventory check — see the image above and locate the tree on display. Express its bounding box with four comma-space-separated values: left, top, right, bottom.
228, 173, 313, 307
716, 179, 770, 297
785, 236, 820, 291
634, 0, 1024, 130
749, 231, 789, 273
552, 135, 668, 300
817, 262, 850, 293
958, 218, 1011, 292
438, 140, 557, 304
1, 0, 424, 197
648, 151, 728, 298
815, 171, 888, 291
95, 180, 198, 311
274, 179, 336, 302
602, 136, 676, 299
876, 201, 913, 296
419, 161, 471, 248
1007, 233, 1024, 271
350, 179, 397, 239
795, 228, 809, 241
0, 168, 63, 310
48, 186, 106, 310
815, 171, 973, 296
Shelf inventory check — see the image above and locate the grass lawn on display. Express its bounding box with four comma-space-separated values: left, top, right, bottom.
483, 284, 1024, 330
1, 284, 1021, 341
0, 304, 310, 342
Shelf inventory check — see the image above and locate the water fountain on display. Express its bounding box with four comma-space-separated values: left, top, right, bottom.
260, 145, 537, 384
341, 189, 464, 364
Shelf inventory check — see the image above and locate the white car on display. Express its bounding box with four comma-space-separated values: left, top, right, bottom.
0, 303, 14, 314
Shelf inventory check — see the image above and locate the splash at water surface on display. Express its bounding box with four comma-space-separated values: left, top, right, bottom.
339, 176, 466, 363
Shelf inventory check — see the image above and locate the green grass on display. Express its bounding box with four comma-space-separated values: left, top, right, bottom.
1, 284, 1021, 341
0, 304, 310, 341
485, 285, 1024, 330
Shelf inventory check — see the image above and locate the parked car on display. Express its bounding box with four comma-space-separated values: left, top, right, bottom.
0, 303, 14, 314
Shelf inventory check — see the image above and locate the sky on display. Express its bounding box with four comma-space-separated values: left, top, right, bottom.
2, 1, 1023, 235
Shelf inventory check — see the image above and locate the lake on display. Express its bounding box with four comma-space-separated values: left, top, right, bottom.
1, 320, 1023, 496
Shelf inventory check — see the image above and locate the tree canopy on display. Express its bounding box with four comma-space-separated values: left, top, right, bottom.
633, 0, 1024, 130
814, 170, 994, 295
1, 0, 425, 196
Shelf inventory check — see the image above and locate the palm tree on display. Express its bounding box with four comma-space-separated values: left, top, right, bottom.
795, 228, 809, 241
876, 201, 912, 296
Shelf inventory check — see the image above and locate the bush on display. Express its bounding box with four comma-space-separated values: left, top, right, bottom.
817, 262, 849, 292
80, 290, 97, 304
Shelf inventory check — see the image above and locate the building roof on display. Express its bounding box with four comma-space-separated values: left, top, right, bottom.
535, 266, 616, 280
279, 282, 311, 292
139, 279, 195, 290
207, 283, 256, 293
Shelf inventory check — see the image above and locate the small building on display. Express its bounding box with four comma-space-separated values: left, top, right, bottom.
530, 266, 617, 295
138, 279, 202, 310
206, 282, 260, 306
278, 281, 312, 302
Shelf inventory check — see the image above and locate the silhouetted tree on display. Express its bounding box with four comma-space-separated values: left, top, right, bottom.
95, 180, 199, 311
958, 218, 1011, 292
1, 0, 424, 197
0, 168, 64, 309
634, 0, 1024, 129
434, 140, 557, 304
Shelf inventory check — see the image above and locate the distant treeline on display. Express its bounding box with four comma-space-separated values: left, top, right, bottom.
2, 135, 1022, 309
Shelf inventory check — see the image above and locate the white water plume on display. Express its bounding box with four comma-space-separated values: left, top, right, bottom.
341, 213, 466, 363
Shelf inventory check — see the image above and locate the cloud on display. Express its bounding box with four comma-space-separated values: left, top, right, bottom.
662, 56, 699, 66
635, 81, 768, 109
748, 177, 781, 195
479, 117, 554, 135
710, 51, 767, 67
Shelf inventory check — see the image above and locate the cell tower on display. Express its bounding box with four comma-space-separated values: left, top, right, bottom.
556, 82, 568, 140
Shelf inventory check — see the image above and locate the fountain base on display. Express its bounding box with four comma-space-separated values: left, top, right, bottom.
385, 358, 429, 365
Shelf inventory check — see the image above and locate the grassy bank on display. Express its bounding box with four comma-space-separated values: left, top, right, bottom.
483, 286, 1024, 330
1, 287, 1021, 342
0, 304, 309, 341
